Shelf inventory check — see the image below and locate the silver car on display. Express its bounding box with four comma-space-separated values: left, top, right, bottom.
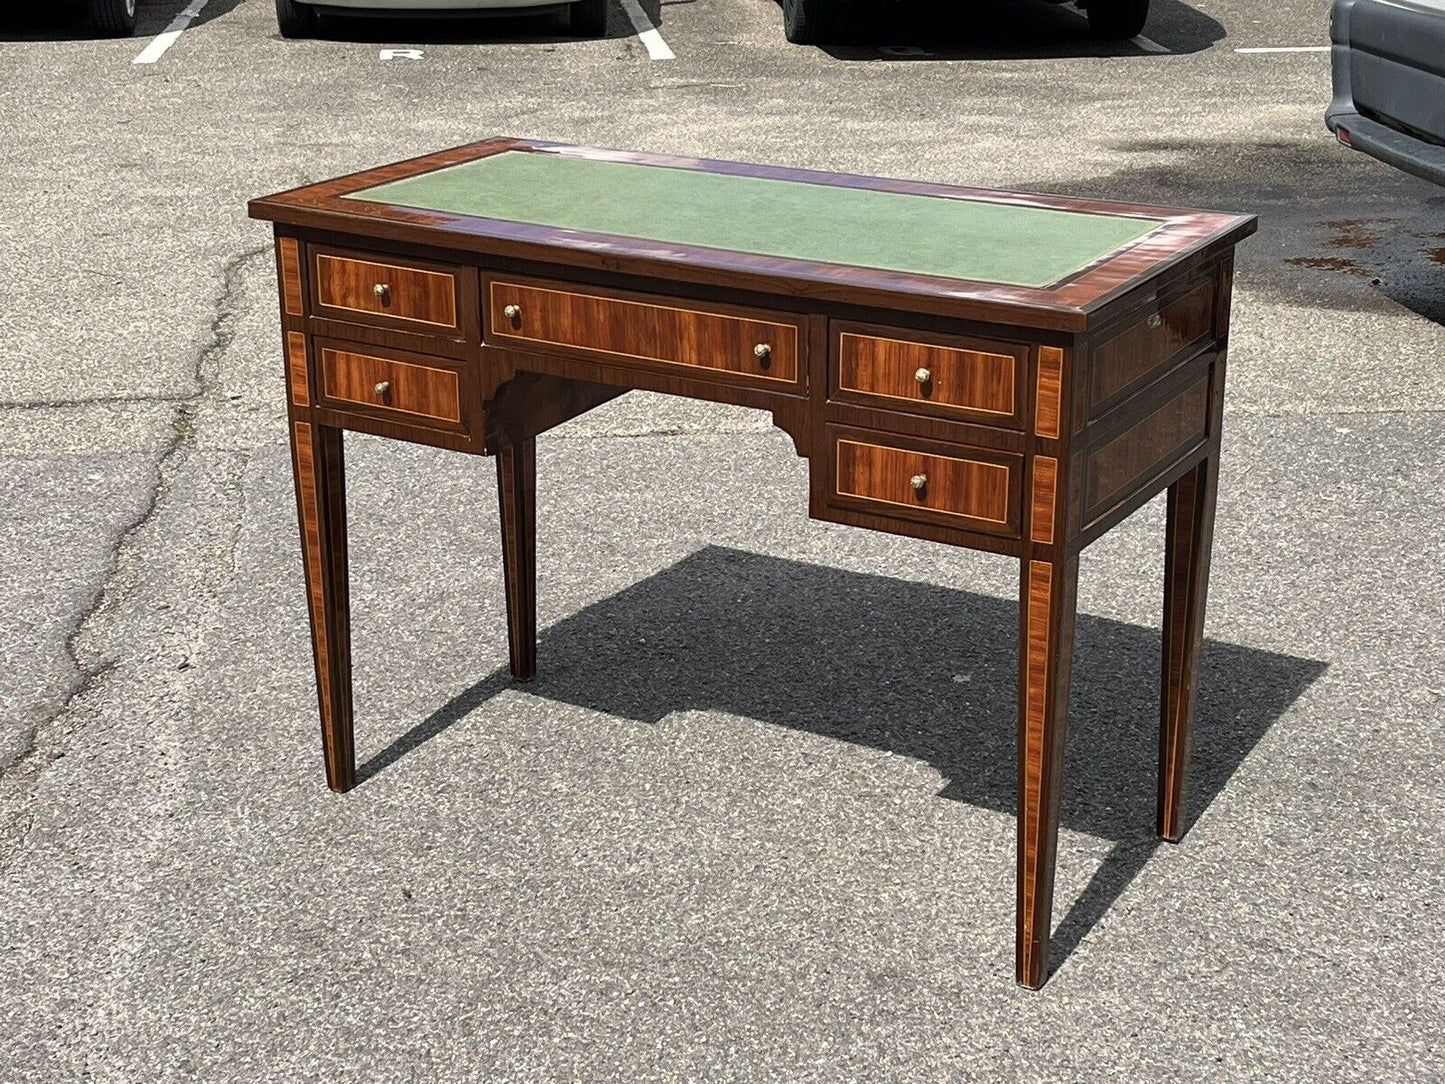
1327, 0, 1445, 186
275, 0, 608, 38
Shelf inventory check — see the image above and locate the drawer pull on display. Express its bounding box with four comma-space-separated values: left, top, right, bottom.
503, 304, 522, 320
1147, 313, 1163, 329
753, 342, 772, 368
374, 381, 390, 397
373, 282, 390, 302
910, 473, 928, 493
914, 367, 932, 386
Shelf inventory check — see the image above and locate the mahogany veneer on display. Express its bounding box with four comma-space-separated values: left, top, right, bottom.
251, 137, 1255, 991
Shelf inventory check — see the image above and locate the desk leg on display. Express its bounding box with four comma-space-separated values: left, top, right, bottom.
1017, 555, 1078, 989
290, 420, 355, 793
1159, 455, 1218, 842
496, 438, 537, 682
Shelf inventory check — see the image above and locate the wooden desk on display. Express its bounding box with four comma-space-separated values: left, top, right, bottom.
249, 138, 1256, 988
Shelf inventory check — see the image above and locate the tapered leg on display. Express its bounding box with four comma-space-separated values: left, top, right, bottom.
290, 421, 354, 792
1158, 456, 1219, 842
1017, 555, 1079, 989
496, 438, 537, 682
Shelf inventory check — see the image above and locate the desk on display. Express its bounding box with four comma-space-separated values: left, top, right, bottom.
249, 139, 1256, 988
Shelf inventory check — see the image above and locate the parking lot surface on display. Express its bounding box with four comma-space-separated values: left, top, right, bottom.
2, 0, 1443, 1079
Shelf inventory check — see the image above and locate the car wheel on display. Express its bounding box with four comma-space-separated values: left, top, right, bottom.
88, 0, 136, 37
1084, 0, 1149, 39
783, 0, 836, 44
569, 0, 608, 37
275, 0, 319, 39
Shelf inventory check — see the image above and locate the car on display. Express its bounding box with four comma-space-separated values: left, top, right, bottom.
89, 0, 136, 36
275, 0, 609, 39
1326, 0, 1445, 186
780, 0, 1150, 44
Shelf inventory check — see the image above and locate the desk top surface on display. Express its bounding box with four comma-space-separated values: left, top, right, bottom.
250, 138, 1256, 331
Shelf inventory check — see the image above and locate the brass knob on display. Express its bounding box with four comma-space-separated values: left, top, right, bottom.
910, 474, 927, 492
503, 304, 522, 320
373, 283, 390, 301
914, 367, 932, 386
374, 381, 390, 396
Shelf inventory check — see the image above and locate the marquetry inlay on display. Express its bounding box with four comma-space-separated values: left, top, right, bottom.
1030, 456, 1058, 546
286, 331, 309, 406
1020, 558, 1054, 978
279, 238, 303, 317
292, 421, 333, 761
1035, 346, 1063, 439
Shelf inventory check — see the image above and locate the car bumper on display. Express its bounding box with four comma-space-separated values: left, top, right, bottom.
1326, 110, 1445, 188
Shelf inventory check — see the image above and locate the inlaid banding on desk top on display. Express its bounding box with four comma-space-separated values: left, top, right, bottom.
342, 151, 1165, 290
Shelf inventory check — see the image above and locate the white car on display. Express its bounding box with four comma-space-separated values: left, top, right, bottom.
275, 0, 608, 38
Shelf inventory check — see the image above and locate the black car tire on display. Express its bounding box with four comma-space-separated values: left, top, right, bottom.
783, 0, 836, 44
569, 0, 608, 37
88, 0, 136, 37
275, 0, 319, 38
1084, 0, 1149, 39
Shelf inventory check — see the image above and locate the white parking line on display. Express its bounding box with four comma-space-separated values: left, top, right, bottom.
619, 0, 674, 60
133, 0, 212, 65
1235, 46, 1330, 53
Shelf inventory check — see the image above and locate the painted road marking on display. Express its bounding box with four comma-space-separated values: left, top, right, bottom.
1235, 46, 1330, 53
380, 48, 424, 60
619, 0, 674, 60
133, 0, 212, 65
1131, 35, 1169, 54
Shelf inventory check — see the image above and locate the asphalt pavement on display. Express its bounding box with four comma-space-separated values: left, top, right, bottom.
2, 0, 1443, 1079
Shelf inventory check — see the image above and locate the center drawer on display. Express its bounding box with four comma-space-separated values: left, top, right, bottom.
486, 276, 805, 390
828, 425, 1023, 537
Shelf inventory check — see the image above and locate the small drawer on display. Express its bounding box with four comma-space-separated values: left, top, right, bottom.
316, 341, 468, 433
487, 276, 804, 390
1090, 278, 1215, 412
832, 322, 1028, 429
311, 246, 465, 335
829, 426, 1022, 537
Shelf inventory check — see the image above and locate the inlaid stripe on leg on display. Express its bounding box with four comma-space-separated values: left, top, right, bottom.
1035, 347, 1064, 439
1030, 455, 1058, 545
1021, 558, 1053, 974
279, 237, 303, 316
1160, 466, 1202, 838
286, 331, 310, 406
293, 421, 333, 762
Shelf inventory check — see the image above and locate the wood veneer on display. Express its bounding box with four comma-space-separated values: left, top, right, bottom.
487, 277, 802, 389
313, 247, 459, 332
833, 322, 1024, 428
1085, 375, 1210, 517
319, 345, 463, 427
1091, 278, 1214, 411
279, 237, 303, 317
832, 430, 1021, 536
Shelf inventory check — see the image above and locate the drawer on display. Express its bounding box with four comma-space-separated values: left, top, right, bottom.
311, 246, 468, 336
829, 426, 1023, 537
486, 277, 804, 389
315, 340, 470, 435
1090, 278, 1215, 413
832, 322, 1027, 429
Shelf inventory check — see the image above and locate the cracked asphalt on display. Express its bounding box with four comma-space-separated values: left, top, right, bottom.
2, 0, 1443, 1079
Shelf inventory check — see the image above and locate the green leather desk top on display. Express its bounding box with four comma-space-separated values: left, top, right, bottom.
344, 151, 1163, 290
